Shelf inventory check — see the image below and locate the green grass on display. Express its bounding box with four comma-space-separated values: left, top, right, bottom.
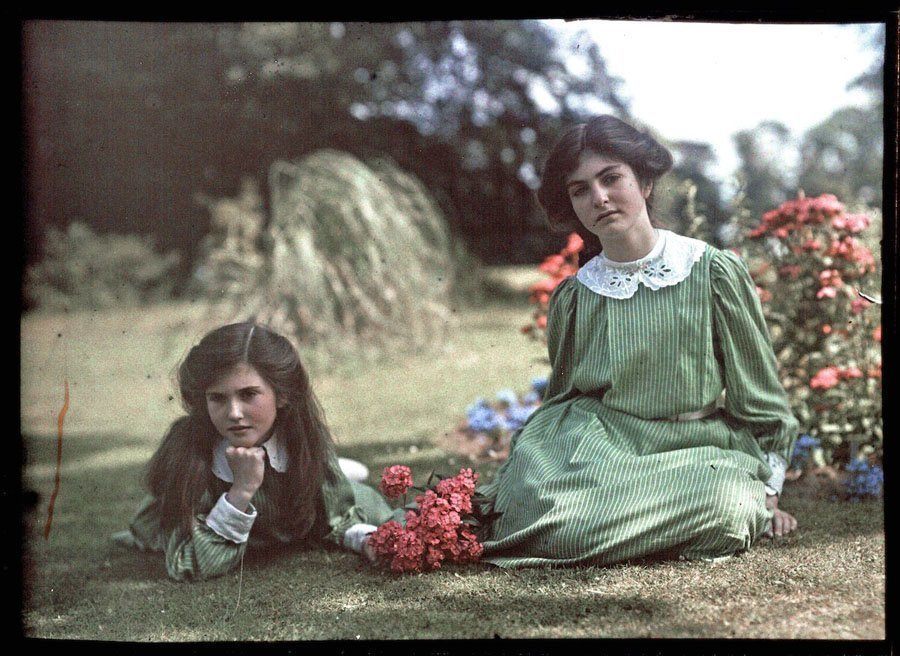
21, 283, 884, 640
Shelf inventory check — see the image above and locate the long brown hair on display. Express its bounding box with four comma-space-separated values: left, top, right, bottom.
145, 322, 333, 535
536, 114, 674, 265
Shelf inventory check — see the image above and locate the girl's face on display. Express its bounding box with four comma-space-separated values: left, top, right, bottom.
565, 151, 653, 242
205, 362, 280, 448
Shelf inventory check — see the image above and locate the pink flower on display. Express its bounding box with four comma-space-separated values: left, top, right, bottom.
818, 269, 842, 287
562, 233, 584, 256
756, 286, 772, 303
390, 530, 425, 573
424, 545, 446, 570
822, 324, 833, 335
370, 465, 485, 573
810, 366, 841, 390
873, 325, 881, 342
368, 520, 405, 559
801, 239, 823, 251
836, 213, 870, 233
851, 298, 870, 314
379, 465, 413, 499
841, 366, 863, 380
816, 286, 837, 299
538, 254, 566, 276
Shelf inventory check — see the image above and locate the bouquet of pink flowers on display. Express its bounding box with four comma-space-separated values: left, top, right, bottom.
369, 465, 496, 573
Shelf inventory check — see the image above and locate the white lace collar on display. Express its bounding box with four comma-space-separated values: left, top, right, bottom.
576, 229, 707, 299
211, 432, 288, 482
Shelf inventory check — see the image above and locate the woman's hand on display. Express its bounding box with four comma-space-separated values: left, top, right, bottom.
225, 446, 266, 512
765, 493, 798, 537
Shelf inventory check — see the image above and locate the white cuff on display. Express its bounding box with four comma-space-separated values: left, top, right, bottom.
343, 523, 378, 553
764, 452, 787, 496
205, 492, 257, 544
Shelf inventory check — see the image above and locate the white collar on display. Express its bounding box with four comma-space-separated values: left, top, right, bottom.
576, 229, 707, 299
211, 432, 289, 482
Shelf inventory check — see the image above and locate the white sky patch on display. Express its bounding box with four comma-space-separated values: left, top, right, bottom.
547, 20, 883, 194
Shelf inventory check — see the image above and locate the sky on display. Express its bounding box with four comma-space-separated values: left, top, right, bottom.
546, 20, 884, 196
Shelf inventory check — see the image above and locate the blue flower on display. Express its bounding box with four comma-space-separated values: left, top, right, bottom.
495, 389, 519, 407
521, 390, 541, 406
503, 403, 538, 431
789, 434, 821, 470
531, 377, 549, 396
844, 459, 883, 500
466, 402, 503, 433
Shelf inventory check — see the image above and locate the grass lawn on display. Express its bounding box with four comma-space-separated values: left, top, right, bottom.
20, 286, 884, 640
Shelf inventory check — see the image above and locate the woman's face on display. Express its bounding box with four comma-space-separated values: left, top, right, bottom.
205, 362, 280, 448
565, 151, 653, 242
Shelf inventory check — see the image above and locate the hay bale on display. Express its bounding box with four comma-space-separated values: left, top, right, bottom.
237, 150, 456, 352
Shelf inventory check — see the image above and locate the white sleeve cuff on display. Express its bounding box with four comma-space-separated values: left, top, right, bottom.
204, 492, 258, 544
764, 452, 787, 496
343, 523, 378, 553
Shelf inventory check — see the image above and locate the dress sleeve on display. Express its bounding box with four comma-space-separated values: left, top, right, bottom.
543, 276, 579, 404
318, 447, 396, 548
123, 489, 253, 582
710, 249, 799, 466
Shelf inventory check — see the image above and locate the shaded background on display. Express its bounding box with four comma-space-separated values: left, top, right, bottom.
22, 19, 885, 306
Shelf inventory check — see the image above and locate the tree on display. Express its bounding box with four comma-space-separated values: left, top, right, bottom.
796, 26, 884, 208
216, 21, 631, 262
658, 140, 728, 245
23, 20, 632, 298
732, 120, 797, 221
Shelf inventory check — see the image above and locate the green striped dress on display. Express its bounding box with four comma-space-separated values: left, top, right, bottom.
122, 447, 397, 581
480, 239, 799, 567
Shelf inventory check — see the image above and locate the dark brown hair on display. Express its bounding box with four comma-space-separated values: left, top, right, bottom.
145, 322, 333, 535
536, 115, 674, 264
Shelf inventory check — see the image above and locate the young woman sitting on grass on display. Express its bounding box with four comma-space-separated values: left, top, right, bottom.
112, 322, 395, 581
478, 115, 799, 567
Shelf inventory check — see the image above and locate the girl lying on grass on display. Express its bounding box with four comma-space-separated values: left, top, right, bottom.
111, 322, 396, 581
478, 115, 799, 567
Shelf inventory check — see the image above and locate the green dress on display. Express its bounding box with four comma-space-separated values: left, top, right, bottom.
480, 239, 799, 567
121, 446, 396, 581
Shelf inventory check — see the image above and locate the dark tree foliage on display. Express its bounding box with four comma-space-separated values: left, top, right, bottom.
732, 120, 795, 221
213, 21, 630, 263
23, 20, 630, 296
665, 140, 728, 245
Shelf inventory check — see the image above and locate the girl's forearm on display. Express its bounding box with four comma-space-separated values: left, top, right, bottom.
226, 486, 255, 512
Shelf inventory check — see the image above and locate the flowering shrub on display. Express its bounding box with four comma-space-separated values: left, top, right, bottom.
734, 192, 882, 464
843, 459, 884, 501
789, 434, 823, 471
522, 233, 584, 341
368, 466, 494, 573
455, 378, 547, 460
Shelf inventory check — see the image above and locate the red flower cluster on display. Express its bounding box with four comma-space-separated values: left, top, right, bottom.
378, 465, 413, 500
816, 269, 843, 300
850, 298, 871, 314
369, 467, 484, 573
831, 213, 870, 233
523, 233, 583, 339
810, 365, 864, 390
826, 236, 876, 273
748, 193, 845, 238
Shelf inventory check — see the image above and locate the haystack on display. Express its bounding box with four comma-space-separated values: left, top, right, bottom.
231, 150, 456, 352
